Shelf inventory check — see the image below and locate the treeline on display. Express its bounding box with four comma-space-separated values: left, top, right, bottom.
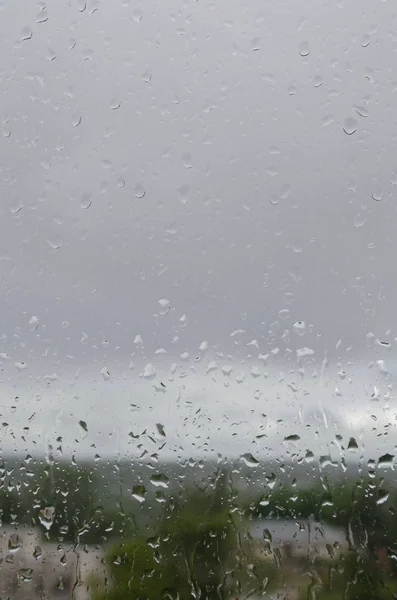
1, 457, 397, 598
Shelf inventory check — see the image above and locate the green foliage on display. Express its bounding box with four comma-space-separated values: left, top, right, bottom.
93, 469, 241, 600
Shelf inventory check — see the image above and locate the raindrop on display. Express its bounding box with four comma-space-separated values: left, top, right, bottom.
177, 185, 190, 204
288, 83, 296, 96
221, 365, 233, 376
78, 420, 88, 433
376, 359, 388, 375
134, 183, 146, 198
143, 363, 156, 379
251, 37, 261, 51
14, 362, 27, 371
298, 41, 310, 57
8, 534, 22, 554
72, 114, 82, 127
141, 71, 152, 83
284, 434, 301, 442
132, 9, 143, 22
293, 321, 307, 336
21, 27, 33, 41
378, 453, 394, 469
361, 34, 371, 47
10, 202, 23, 214
132, 485, 146, 502
377, 340, 391, 349
150, 473, 169, 488
312, 75, 323, 88
296, 347, 314, 359
371, 187, 383, 202
182, 153, 193, 169
269, 194, 280, 206
36, 9, 48, 23
353, 105, 369, 118
377, 490, 389, 505
241, 453, 259, 467
343, 117, 357, 135
156, 423, 166, 437
80, 193, 92, 209
347, 437, 358, 450
110, 99, 121, 110
29, 316, 39, 332
158, 298, 170, 315
38, 506, 55, 531
100, 367, 111, 380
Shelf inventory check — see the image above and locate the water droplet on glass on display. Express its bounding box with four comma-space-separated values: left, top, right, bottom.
10, 202, 23, 214
182, 153, 193, 169
14, 361, 27, 371
293, 321, 307, 336
21, 27, 33, 40
313, 75, 323, 88
288, 83, 296, 96
353, 105, 369, 118
100, 367, 111, 380
132, 8, 143, 22
134, 183, 146, 198
158, 298, 170, 315
72, 114, 82, 127
298, 41, 310, 57
80, 193, 92, 209
372, 187, 383, 202
296, 347, 314, 359
347, 437, 358, 450
143, 363, 156, 379
132, 485, 146, 502
141, 71, 152, 83
29, 316, 39, 332
269, 194, 280, 206
361, 34, 371, 47
177, 185, 190, 204
284, 434, 301, 442
38, 506, 55, 531
8, 534, 22, 554
377, 490, 389, 505
343, 117, 357, 135
251, 37, 261, 51
378, 453, 394, 469
150, 473, 169, 488
36, 9, 48, 23
110, 99, 121, 110
241, 453, 259, 467
78, 420, 88, 433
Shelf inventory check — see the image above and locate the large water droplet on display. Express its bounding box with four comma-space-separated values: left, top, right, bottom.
21, 27, 33, 41
150, 473, 169, 488
241, 453, 259, 467
181, 153, 193, 169
343, 117, 357, 135
38, 506, 55, 530
372, 187, 383, 202
143, 363, 156, 379
298, 41, 310, 57
134, 183, 146, 198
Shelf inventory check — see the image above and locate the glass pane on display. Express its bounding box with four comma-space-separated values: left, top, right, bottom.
0, 0, 396, 598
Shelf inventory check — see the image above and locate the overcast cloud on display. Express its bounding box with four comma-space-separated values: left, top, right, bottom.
0, 0, 396, 460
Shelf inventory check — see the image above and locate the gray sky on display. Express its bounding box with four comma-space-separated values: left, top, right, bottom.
0, 0, 397, 461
